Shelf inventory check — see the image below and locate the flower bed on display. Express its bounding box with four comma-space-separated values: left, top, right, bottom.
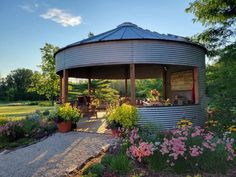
0, 111, 57, 150
81, 119, 236, 177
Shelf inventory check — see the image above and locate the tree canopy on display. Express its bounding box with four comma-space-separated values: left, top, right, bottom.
186, 0, 236, 56
0, 68, 42, 101
28, 43, 59, 105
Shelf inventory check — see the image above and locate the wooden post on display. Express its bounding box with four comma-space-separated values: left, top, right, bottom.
88, 78, 91, 96
194, 67, 199, 104
125, 78, 128, 97
162, 66, 167, 100
62, 69, 68, 104
59, 75, 63, 104
130, 64, 136, 105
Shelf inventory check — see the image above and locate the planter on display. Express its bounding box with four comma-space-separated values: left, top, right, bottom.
57, 120, 72, 133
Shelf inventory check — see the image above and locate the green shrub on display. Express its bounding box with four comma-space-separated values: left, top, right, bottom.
147, 151, 167, 172
101, 154, 114, 167
0, 117, 9, 125
107, 104, 138, 128
56, 103, 81, 123
109, 154, 131, 175
83, 163, 104, 177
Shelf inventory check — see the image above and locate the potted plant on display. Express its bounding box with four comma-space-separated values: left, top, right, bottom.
106, 120, 122, 137
54, 103, 81, 133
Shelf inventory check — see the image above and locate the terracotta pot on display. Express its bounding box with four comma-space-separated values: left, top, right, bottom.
111, 128, 120, 137
57, 120, 72, 133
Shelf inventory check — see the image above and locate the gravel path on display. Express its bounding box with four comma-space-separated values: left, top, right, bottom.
0, 132, 114, 177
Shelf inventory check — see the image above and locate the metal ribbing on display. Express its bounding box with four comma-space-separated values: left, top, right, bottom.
137, 105, 205, 130
55, 40, 205, 72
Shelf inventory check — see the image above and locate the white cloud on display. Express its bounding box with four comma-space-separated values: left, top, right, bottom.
40, 8, 82, 27
20, 3, 39, 13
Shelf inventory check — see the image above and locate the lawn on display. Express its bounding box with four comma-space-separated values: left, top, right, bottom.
0, 104, 53, 119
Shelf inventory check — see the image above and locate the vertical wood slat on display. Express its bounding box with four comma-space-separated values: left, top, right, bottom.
130, 64, 136, 105
88, 78, 91, 96
194, 67, 199, 104
125, 78, 128, 97
59, 75, 63, 104
162, 66, 167, 100
62, 69, 68, 104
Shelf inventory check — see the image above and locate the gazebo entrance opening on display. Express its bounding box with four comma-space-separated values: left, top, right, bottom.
59, 63, 199, 108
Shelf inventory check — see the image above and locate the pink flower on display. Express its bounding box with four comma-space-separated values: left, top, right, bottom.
204, 132, 213, 141
189, 145, 202, 157
129, 141, 153, 162
160, 137, 186, 160
129, 128, 139, 144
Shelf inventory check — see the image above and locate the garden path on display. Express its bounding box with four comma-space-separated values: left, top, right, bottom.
0, 132, 114, 177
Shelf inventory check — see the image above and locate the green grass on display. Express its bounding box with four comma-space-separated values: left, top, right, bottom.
0, 105, 53, 119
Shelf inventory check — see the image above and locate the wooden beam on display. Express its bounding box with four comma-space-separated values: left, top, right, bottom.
162, 66, 167, 100
62, 69, 68, 104
59, 75, 63, 104
88, 78, 91, 96
130, 64, 136, 105
125, 78, 128, 97
194, 67, 199, 104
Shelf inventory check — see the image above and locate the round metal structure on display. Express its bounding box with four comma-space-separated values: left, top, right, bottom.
55, 22, 207, 129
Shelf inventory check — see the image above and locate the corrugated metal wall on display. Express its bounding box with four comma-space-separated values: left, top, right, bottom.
137, 105, 206, 129
55, 40, 205, 72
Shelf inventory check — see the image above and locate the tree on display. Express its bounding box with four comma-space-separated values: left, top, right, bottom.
186, 0, 236, 56
206, 45, 236, 122
28, 43, 59, 105
186, 0, 236, 122
4, 68, 36, 101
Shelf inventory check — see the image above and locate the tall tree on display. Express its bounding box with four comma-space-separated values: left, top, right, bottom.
186, 0, 236, 122
28, 43, 59, 105
186, 0, 236, 56
4, 68, 35, 100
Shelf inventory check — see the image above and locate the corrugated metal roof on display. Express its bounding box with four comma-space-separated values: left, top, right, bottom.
67, 22, 188, 47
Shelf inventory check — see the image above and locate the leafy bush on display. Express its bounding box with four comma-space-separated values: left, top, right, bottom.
147, 151, 167, 172
109, 153, 131, 175
107, 104, 138, 129
55, 103, 81, 123
125, 125, 236, 174
101, 154, 114, 167
83, 163, 104, 177
0, 117, 56, 147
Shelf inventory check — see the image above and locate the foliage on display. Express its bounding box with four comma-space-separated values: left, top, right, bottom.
38, 101, 53, 107
28, 43, 59, 105
54, 103, 81, 123
90, 80, 119, 104
101, 154, 114, 167
107, 104, 138, 129
0, 117, 56, 149
147, 150, 167, 172
124, 125, 236, 174
0, 117, 9, 125
177, 119, 193, 128
186, 0, 236, 56
109, 153, 131, 175
206, 44, 236, 126
83, 163, 104, 177
136, 79, 163, 98
0, 68, 43, 101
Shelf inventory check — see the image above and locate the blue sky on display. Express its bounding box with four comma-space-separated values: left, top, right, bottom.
0, 0, 205, 77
